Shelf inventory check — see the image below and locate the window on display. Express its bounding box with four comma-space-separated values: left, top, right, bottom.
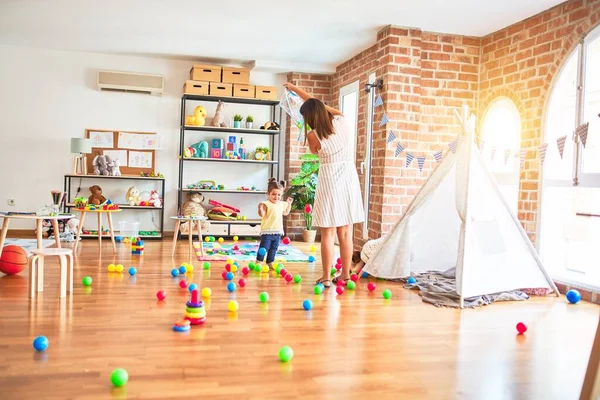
540, 25, 600, 289
480, 98, 521, 213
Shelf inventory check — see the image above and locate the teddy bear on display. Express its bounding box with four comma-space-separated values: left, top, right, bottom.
126, 186, 141, 206
148, 190, 162, 208
212, 101, 228, 127
111, 159, 122, 176
180, 192, 209, 232
88, 185, 107, 205
92, 155, 110, 176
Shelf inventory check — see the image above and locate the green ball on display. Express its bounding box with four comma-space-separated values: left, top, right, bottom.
259, 292, 269, 302
278, 345, 294, 362
82, 276, 92, 286
203, 261, 211, 270
110, 368, 129, 387
293, 274, 302, 283
275, 265, 282, 274
382, 289, 392, 299
347, 281, 356, 290
249, 262, 255, 269
330, 267, 336, 276
314, 285, 324, 294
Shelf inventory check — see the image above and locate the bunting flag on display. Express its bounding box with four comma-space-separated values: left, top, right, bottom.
477, 138, 486, 153
556, 135, 567, 159
503, 149, 511, 165
449, 139, 458, 154
417, 156, 426, 172
379, 112, 389, 127
374, 94, 383, 107
433, 150, 443, 163
386, 131, 396, 145
519, 149, 528, 169
490, 145, 497, 162
539, 143, 548, 165
405, 152, 414, 167
576, 122, 589, 148
394, 142, 404, 157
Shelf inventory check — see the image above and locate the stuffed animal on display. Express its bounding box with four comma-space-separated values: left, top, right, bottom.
148, 190, 162, 208
92, 155, 110, 176
104, 155, 114, 176
65, 218, 80, 234
193, 106, 207, 127
198, 141, 209, 158
183, 147, 196, 158
212, 101, 228, 127
111, 159, 122, 176
126, 186, 141, 206
88, 185, 107, 205
260, 121, 281, 131
181, 192, 209, 231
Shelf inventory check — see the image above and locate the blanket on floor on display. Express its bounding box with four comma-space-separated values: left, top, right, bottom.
394, 267, 529, 308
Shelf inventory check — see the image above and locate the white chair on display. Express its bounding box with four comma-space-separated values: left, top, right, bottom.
28, 248, 74, 298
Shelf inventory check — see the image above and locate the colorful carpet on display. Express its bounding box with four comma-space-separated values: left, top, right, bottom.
193, 241, 311, 262
3, 238, 54, 255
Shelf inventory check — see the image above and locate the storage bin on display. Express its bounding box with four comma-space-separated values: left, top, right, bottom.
233, 84, 255, 99
203, 222, 229, 236
119, 221, 140, 238
190, 64, 222, 82
222, 67, 250, 85
255, 86, 278, 100
183, 80, 209, 95
229, 223, 261, 236
209, 82, 233, 97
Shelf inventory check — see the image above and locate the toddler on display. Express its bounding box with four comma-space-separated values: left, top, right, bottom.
256, 178, 293, 268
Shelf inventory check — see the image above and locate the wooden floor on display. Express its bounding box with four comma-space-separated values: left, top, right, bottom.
0, 239, 598, 400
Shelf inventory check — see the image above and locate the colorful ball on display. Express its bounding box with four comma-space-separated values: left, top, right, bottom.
218, 237, 224, 243
82, 276, 92, 286
367, 282, 376, 292
227, 258, 233, 265
293, 274, 302, 283
280, 268, 287, 277
179, 280, 188, 289
308, 255, 316, 263
248, 262, 256, 270
335, 263, 342, 271
285, 274, 293, 283
205, 237, 211, 242
202, 287, 212, 297
238, 278, 247, 287
254, 263, 262, 272
233, 245, 240, 250
258, 247, 267, 256
115, 264, 124, 273
179, 265, 187, 274
382, 289, 392, 299
337, 257, 342, 264
171, 268, 179, 277
337, 279, 346, 287
156, 290, 166, 301
228, 300, 239, 312
336, 286, 344, 295
225, 264, 231, 272
241, 267, 250, 275
110, 368, 129, 387
314, 285, 324, 294
227, 282, 236, 292
566, 289, 581, 304
350, 274, 358, 282
231, 265, 238, 273
361, 271, 369, 278
407, 277, 417, 284
282, 237, 291, 245
233, 236, 239, 242
516, 322, 527, 334
303, 299, 313, 310
347, 281, 356, 290
33, 335, 48, 351
309, 245, 316, 252
203, 261, 211, 270
188, 283, 198, 292
128, 267, 137, 276
225, 272, 234, 281
107, 263, 116, 272
261, 265, 269, 273
187, 265, 194, 272
278, 346, 294, 362
259, 292, 269, 302
210, 236, 215, 242
221, 271, 228, 280
330, 267, 337, 276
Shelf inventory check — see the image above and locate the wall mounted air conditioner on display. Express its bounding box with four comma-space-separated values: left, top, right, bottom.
97, 70, 164, 95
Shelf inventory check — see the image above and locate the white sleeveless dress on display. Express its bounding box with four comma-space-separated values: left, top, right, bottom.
312, 115, 365, 228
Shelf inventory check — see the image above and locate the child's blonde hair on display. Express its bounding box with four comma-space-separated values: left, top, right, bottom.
267, 178, 287, 194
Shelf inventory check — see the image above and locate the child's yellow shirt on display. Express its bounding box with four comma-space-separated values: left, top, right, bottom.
260, 201, 287, 235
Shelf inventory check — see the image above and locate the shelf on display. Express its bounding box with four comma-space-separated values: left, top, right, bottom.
64, 174, 165, 181
182, 157, 278, 165
180, 188, 267, 194
182, 94, 279, 106
208, 219, 261, 225
66, 203, 163, 210
79, 233, 163, 239
182, 125, 280, 136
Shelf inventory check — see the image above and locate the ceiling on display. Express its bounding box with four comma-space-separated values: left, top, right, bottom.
0, 0, 565, 72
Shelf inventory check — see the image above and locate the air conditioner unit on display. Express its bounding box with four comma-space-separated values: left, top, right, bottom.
97, 70, 164, 95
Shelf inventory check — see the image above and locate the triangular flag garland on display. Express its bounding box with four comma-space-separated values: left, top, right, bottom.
519, 149, 527, 168
374, 94, 383, 107
433, 150, 443, 163
539, 143, 548, 165
449, 140, 458, 154
379, 112, 389, 127
386, 131, 396, 145
490, 145, 497, 162
394, 142, 404, 157
556, 135, 567, 159
405, 152, 414, 167
417, 156, 426, 172
503, 149, 511, 165
576, 122, 589, 147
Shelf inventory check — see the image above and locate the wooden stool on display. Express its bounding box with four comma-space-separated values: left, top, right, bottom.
170, 216, 207, 257
29, 248, 74, 298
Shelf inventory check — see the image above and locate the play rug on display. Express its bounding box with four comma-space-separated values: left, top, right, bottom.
193, 241, 310, 262
3, 238, 54, 255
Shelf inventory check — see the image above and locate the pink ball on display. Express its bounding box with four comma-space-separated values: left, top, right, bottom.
516, 322, 527, 334
350, 274, 358, 282
367, 282, 376, 292
221, 271, 228, 280
156, 290, 166, 301
337, 258, 342, 264
179, 280, 188, 289
337, 279, 346, 287
280, 268, 287, 277
336, 286, 344, 295
225, 264, 231, 272
282, 237, 291, 245
335, 263, 342, 271
238, 278, 247, 287
285, 273, 293, 282
241, 267, 250, 275
233, 245, 240, 250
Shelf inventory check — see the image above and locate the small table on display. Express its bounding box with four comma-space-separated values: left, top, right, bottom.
0, 212, 75, 256
73, 208, 122, 254
170, 216, 207, 257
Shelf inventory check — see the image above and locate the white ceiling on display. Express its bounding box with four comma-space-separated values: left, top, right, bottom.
0, 0, 564, 72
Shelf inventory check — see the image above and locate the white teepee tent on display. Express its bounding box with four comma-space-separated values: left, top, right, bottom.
363, 105, 558, 306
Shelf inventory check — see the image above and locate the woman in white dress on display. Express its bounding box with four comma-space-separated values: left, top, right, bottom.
284, 83, 365, 288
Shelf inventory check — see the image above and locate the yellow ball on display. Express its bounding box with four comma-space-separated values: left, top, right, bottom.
242, 216, 247, 221
233, 236, 239, 242
228, 300, 239, 312
181, 262, 189, 267
107, 264, 116, 272
226, 259, 233, 265
218, 237, 224, 243
202, 287, 212, 297
231, 265, 238, 272
310, 245, 316, 252
205, 237, 210, 242
261, 265, 269, 273
187, 265, 194, 272
115, 264, 123, 273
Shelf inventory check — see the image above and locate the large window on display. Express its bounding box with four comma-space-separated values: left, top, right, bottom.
540, 25, 600, 289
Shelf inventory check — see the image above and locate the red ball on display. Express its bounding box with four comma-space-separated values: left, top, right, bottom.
335, 263, 342, 271
241, 267, 250, 275
0, 245, 27, 275
367, 282, 376, 292
337, 279, 346, 286
285, 273, 293, 282
238, 278, 247, 287
233, 245, 239, 250
336, 286, 344, 295
156, 290, 166, 301
516, 322, 527, 334
225, 264, 231, 272
337, 258, 342, 264
221, 271, 228, 280
282, 237, 291, 245
350, 274, 358, 282
280, 268, 287, 277
179, 280, 188, 289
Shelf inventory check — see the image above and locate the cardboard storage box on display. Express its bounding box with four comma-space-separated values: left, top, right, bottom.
222, 67, 250, 85
255, 86, 278, 100
233, 84, 255, 99
183, 80, 209, 96
190, 64, 222, 82
209, 82, 233, 97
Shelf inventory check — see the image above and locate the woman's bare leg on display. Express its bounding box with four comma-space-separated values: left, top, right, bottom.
336, 224, 353, 280
319, 227, 336, 286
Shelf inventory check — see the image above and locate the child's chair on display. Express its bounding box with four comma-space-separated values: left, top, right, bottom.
28, 248, 74, 298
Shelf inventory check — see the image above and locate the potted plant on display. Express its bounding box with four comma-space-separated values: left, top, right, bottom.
233, 114, 243, 128
286, 153, 319, 242
245, 115, 254, 129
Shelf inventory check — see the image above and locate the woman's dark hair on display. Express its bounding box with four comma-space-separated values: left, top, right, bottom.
299, 98, 335, 143
267, 178, 286, 194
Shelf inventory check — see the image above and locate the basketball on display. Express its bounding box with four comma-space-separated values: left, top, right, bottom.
0, 245, 28, 275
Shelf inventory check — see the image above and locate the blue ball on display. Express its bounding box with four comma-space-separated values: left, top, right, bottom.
33, 336, 48, 352
308, 255, 316, 263
361, 271, 368, 278
302, 299, 313, 310
566, 289, 581, 304
227, 282, 236, 292
128, 267, 137, 276
179, 266, 187, 274
407, 277, 416, 284
170, 268, 179, 277
258, 247, 267, 256
188, 283, 198, 292
226, 271, 234, 281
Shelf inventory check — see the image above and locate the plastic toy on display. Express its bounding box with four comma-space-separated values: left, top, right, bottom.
131, 238, 144, 255
259, 292, 269, 302
179, 280, 188, 289
278, 345, 293, 362
110, 368, 129, 387
303, 300, 313, 310
173, 321, 191, 332
156, 290, 166, 301
261, 265, 269, 273
566, 289, 581, 304
294, 275, 302, 283
350, 274, 358, 282
201, 287, 212, 297
367, 283, 376, 292
280, 268, 287, 277
179, 265, 187, 274
308, 255, 316, 263
228, 300, 239, 312
82, 276, 92, 286
347, 281, 356, 290
238, 278, 247, 287
225, 272, 234, 280
336, 286, 344, 295
221, 271, 228, 280
516, 322, 527, 334
314, 285, 324, 294
285, 274, 293, 283
188, 283, 198, 292
203, 261, 211, 270
227, 282, 236, 292
33, 335, 49, 352
128, 267, 137, 276
282, 237, 291, 245
382, 289, 392, 299
171, 268, 179, 277
407, 277, 417, 284
185, 289, 207, 325
139, 172, 165, 178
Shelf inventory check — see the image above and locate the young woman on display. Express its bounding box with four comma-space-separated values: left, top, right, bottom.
284, 83, 364, 288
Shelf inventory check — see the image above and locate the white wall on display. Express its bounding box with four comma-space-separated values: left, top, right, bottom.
0, 45, 287, 232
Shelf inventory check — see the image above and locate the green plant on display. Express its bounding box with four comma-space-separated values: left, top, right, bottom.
233, 114, 243, 122
286, 153, 319, 230
245, 115, 254, 123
